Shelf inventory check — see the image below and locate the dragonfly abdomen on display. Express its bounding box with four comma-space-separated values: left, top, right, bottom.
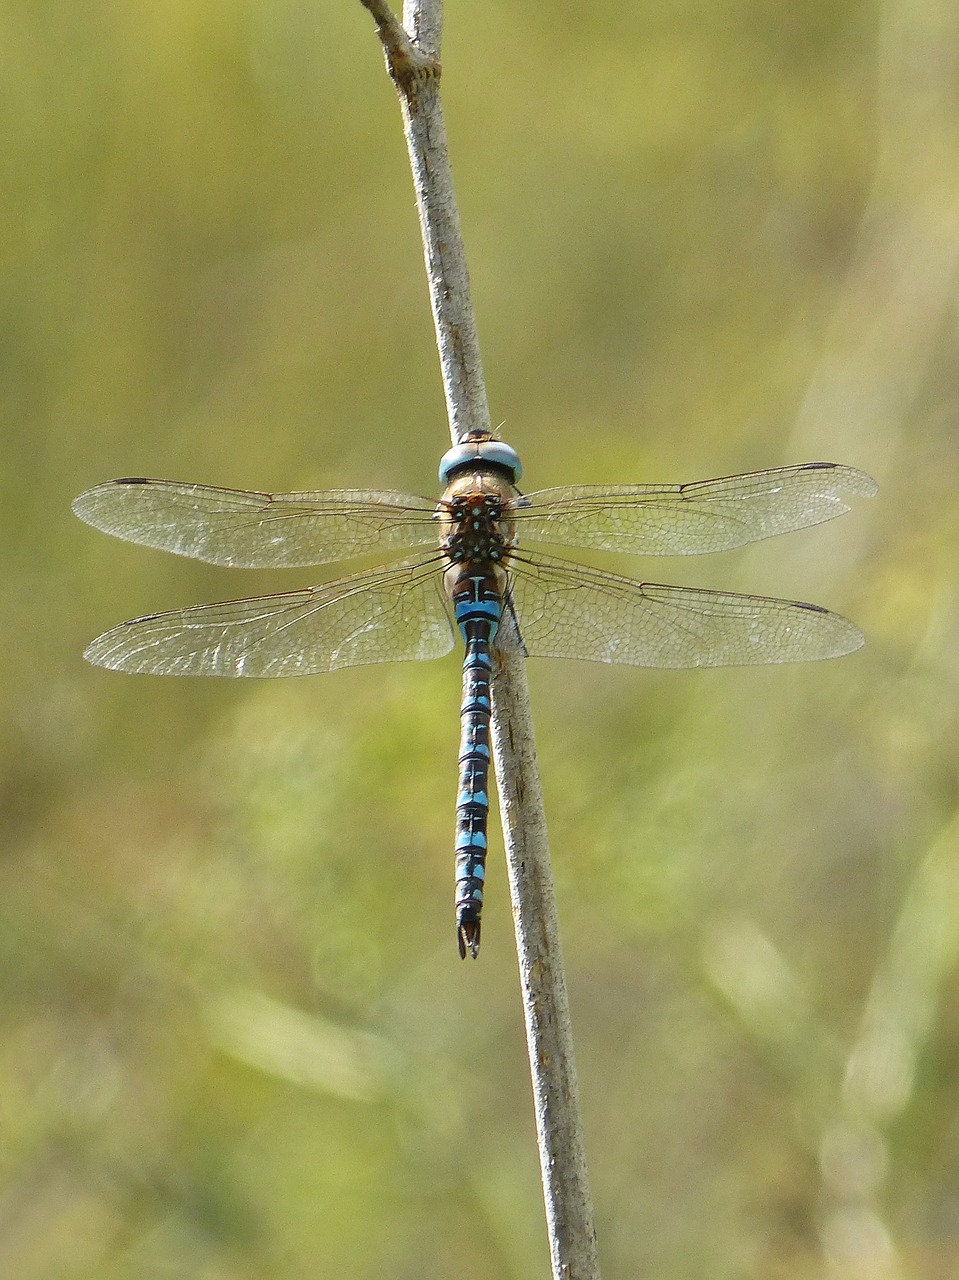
450, 570, 503, 959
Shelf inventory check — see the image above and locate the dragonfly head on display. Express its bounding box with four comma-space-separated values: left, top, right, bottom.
439, 433, 522, 486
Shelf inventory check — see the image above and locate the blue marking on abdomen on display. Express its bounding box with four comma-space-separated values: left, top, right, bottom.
455, 828, 487, 849
451, 569, 502, 958
456, 600, 500, 623
458, 789, 489, 809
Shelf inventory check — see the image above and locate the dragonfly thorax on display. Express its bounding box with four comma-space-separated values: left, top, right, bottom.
437, 471, 518, 577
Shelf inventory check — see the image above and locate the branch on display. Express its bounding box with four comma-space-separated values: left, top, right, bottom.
358, 3, 601, 1277
361, 0, 489, 443
489, 643, 602, 1280
359, 0, 438, 89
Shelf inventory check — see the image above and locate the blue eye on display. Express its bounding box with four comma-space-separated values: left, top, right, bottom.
438, 438, 522, 485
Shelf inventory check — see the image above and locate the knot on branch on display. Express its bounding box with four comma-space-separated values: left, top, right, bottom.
387, 42, 441, 92
361, 0, 440, 92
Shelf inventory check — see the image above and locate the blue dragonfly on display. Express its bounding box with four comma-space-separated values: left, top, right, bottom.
74, 433, 876, 957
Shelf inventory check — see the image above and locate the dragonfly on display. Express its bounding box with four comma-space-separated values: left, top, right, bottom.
74, 433, 876, 957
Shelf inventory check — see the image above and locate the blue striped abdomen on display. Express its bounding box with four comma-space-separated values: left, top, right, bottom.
451, 569, 503, 958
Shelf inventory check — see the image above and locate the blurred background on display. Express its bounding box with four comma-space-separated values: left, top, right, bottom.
3, 1, 958, 1276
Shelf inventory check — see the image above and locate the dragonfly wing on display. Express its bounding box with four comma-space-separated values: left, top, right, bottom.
84, 557, 455, 677
514, 464, 877, 556
73, 480, 439, 567
502, 553, 865, 668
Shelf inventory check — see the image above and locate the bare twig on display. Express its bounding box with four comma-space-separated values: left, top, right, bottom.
358, 2, 601, 1277
490, 644, 602, 1280
360, 0, 490, 443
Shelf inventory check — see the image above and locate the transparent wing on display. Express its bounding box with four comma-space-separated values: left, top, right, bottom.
513, 463, 877, 556
83, 557, 455, 677
72, 479, 439, 568
502, 553, 864, 668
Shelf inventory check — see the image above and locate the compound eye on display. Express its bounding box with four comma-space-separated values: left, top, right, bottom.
438, 437, 523, 485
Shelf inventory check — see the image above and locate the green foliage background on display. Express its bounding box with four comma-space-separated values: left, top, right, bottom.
4, 2, 958, 1277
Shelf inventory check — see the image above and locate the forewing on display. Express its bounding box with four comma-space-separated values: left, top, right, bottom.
514, 464, 877, 556
83, 557, 455, 677
73, 480, 439, 568
502, 553, 864, 668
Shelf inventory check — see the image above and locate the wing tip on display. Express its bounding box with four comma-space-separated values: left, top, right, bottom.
837, 620, 867, 657
71, 491, 95, 521
73, 479, 148, 525
82, 637, 119, 670
800, 462, 879, 500
798, 605, 867, 659
83, 616, 160, 672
